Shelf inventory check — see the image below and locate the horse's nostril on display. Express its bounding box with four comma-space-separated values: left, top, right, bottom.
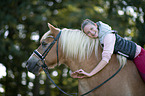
26, 55, 42, 76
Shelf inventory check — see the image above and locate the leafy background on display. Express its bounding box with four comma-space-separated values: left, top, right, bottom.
0, 0, 145, 96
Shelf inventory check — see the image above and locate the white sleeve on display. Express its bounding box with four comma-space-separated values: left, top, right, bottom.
102, 34, 116, 63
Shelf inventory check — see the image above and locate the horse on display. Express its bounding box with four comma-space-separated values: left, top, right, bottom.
27, 23, 145, 96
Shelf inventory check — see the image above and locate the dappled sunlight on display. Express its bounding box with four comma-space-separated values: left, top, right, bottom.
52, 71, 58, 77
0, 87, 4, 93
28, 72, 35, 79
0, 63, 6, 78
30, 32, 40, 42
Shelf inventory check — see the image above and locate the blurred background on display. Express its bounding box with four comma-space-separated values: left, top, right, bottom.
0, 0, 145, 96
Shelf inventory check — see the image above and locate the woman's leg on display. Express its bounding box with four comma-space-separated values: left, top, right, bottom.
134, 48, 145, 82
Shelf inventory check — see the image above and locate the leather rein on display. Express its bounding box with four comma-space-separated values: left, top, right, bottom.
33, 30, 123, 96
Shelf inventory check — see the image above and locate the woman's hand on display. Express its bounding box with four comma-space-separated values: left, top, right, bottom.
71, 69, 91, 78
71, 60, 108, 79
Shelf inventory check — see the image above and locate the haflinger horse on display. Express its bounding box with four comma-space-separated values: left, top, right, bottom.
27, 23, 145, 96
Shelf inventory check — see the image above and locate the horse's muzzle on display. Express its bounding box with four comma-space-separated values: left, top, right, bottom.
26, 54, 41, 75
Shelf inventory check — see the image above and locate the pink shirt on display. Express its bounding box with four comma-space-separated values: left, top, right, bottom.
102, 34, 141, 63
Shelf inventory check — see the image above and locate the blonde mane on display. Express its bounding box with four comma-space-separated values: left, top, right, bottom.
60, 28, 99, 61
41, 28, 126, 66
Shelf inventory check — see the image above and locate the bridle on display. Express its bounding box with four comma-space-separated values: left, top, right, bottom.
33, 31, 61, 65
32, 30, 123, 96
33, 30, 77, 96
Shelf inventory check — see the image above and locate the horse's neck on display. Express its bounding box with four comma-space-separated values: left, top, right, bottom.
63, 45, 103, 72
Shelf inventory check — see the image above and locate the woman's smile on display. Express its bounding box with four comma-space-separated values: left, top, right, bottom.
84, 24, 99, 38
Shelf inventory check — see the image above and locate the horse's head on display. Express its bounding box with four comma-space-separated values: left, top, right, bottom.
26, 23, 61, 75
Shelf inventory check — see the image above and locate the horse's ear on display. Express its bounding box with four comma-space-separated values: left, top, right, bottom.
48, 23, 60, 33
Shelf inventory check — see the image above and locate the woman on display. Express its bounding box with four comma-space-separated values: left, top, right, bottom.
71, 19, 145, 82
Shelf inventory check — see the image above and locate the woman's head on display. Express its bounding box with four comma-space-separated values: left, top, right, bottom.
81, 19, 99, 39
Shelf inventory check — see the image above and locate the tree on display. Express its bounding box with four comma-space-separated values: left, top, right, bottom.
0, 0, 144, 96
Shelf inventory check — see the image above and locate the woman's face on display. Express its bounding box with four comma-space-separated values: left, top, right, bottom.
83, 23, 99, 38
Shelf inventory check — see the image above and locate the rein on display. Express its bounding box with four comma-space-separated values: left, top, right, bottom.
33, 30, 123, 96
33, 31, 77, 96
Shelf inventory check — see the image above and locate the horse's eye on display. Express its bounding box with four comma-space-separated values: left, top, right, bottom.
42, 41, 47, 46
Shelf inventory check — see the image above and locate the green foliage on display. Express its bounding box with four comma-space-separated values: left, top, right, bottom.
0, 0, 145, 96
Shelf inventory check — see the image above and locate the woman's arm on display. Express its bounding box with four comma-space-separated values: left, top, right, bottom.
89, 60, 107, 76
71, 34, 115, 78
71, 60, 107, 78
